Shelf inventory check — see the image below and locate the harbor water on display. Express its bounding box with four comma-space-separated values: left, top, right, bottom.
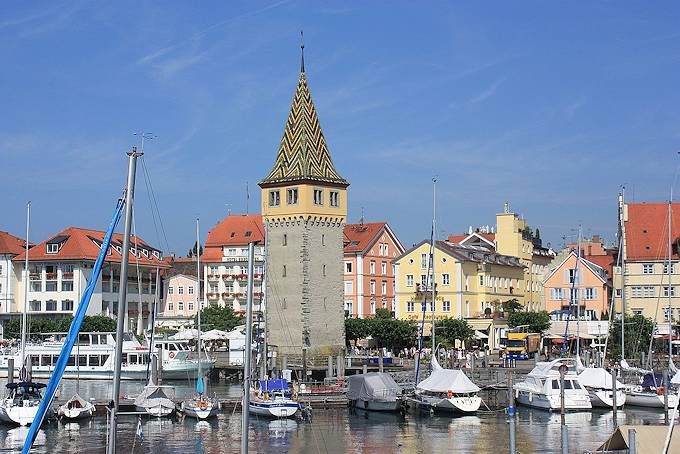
0, 379, 673, 453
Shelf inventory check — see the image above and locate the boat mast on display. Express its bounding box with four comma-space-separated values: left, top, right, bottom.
196, 218, 203, 394
620, 188, 627, 362
20, 202, 30, 378
575, 225, 581, 364
241, 242, 256, 454
431, 177, 437, 356
107, 148, 142, 454
667, 191, 673, 366
261, 218, 269, 380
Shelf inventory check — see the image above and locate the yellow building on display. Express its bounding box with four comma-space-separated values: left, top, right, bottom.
394, 240, 525, 323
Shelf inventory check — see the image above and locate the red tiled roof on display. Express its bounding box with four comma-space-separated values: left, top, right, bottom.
12, 226, 167, 267
584, 254, 614, 280
625, 202, 680, 260
0, 231, 29, 255
447, 233, 495, 245
343, 222, 387, 253
203, 214, 264, 262
447, 235, 467, 243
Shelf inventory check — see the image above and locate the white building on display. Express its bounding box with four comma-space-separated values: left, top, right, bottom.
202, 214, 264, 315
0, 231, 28, 336
10, 227, 167, 335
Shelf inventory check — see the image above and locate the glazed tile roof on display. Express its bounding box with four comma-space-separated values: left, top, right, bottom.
259, 66, 348, 187
625, 202, 680, 260
12, 227, 167, 267
0, 231, 29, 255
202, 214, 264, 262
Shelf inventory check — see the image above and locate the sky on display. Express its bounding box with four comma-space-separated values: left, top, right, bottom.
2, 1, 680, 255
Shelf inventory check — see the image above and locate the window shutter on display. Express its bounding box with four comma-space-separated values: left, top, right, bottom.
564, 269, 569, 283
593, 288, 598, 300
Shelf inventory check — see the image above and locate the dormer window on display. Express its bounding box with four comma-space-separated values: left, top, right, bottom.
313, 189, 323, 205
47, 243, 59, 254
245, 231, 252, 237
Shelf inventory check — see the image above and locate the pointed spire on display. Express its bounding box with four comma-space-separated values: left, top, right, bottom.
259, 40, 348, 188
300, 30, 305, 73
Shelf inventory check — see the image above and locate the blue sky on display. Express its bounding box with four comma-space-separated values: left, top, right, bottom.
2, 1, 680, 255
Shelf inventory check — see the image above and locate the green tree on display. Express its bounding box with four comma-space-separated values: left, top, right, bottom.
368, 318, 418, 351
374, 307, 392, 319
188, 241, 203, 258
4, 315, 119, 340
437, 318, 474, 344
507, 311, 551, 333
502, 298, 522, 314
345, 317, 370, 346
608, 314, 654, 361
195, 305, 243, 332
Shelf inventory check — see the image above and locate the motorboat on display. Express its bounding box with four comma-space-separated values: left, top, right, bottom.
624, 372, 679, 408
347, 372, 403, 411
134, 384, 176, 417
249, 379, 300, 418
513, 358, 592, 411
0, 382, 51, 426
57, 394, 95, 421
413, 357, 482, 414
577, 367, 626, 408
0, 332, 213, 380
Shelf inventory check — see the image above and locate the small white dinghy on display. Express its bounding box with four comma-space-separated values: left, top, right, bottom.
414, 357, 482, 414
577, 368, 626, 408
58, 394, 95, 421
134, 385, 176, 417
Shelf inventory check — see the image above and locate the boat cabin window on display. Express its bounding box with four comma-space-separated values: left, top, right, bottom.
551, 380, 559, 389
90, 355, 101, 366
79, 334, 90, 344
129, 355, 138, 364
563, 380, 573, 389
67, 355, 76, 366
100, 355, 110, 365
79, 356, 88, 367
167, 344, 177, 351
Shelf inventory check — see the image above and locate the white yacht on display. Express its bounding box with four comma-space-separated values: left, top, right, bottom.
249, 379, 300, 418
577, 367, 626, 408
514, 359, 592, 411
413, 357, 482, 414
0, 333, 213, 380
0, 382, 52, 426
134, 384, 176, 417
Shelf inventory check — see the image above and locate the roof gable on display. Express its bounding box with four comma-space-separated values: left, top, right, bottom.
0, 231, 29, 255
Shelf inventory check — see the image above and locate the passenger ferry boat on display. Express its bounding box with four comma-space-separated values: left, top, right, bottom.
0, 332, 213, 381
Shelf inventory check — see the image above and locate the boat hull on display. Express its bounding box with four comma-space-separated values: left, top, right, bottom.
182, 401, 219, 420
248, 401, 299, 418
515, 390, 592, 411
349, 399, 401, 412
135, 402, 175, 418
625, 391, 678, 408
412, 395, 481, 414
0, 405, 41, 426
588, 389, 626, 408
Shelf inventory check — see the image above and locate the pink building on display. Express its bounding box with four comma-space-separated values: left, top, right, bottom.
543, 251, 609, 319
160, 257, 200, 326
343, 222, 404, 318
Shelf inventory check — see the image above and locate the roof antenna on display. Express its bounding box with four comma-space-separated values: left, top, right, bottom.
300, 30, 305, 73
360, 206, 365, 226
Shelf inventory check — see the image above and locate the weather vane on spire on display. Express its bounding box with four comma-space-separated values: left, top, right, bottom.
300, 30, 305, 73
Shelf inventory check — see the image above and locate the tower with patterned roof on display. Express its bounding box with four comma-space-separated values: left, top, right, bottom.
259, 45, 349, 357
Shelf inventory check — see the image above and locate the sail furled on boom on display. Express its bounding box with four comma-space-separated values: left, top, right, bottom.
22, 199, 125, 454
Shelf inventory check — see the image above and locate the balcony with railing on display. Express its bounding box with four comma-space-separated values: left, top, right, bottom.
207, 274, 220, 281
207, 292, 219, 300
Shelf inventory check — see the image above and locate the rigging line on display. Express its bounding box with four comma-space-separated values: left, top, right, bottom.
140, 156, 170, 253
132, 209, 144, 337
139, 156, 163, 253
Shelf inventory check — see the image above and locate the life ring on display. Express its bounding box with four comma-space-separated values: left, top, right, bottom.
169, 352, 175, 359
447, 389, 453, 398
199, 401, 209, 410
657, 387, 665, 396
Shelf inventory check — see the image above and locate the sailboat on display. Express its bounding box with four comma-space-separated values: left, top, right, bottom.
0, 203, 51, 426
57, 336, 94, 420
182, 219, 218, 420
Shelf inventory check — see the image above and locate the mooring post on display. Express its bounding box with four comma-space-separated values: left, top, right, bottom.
561, 425, 568, 454
628, 428, 637, 454
508, 370, 516, 454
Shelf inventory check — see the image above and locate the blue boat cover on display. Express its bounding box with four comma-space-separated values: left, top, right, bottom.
23, 199, 124, 454
641, 373, 664, 388
261, 379, 289, 391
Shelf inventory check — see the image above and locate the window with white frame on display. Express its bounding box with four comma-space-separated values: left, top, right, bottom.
664, 263, 675, 274
313, 189, 323, 205
30, 300, 40, 311
209, 266, 218, 275
442, 301, 451, 312
381, 281, 387, 295
407, 301, 415, 312
664, 307, 673, 321
61, 300, 74, 311
378, 244, 384, 255
664, 286, 676, 297
370, 261, 376, 274
479, 275, 484, 286
344, 281, 353, 294
46, 243, 59, 254
421, 253, 428, 269
178, 302, 184, 311
381, 262, 386, 275
167, 302, 174, 311
632, 286, 642, 298
344, 300, 353, 314
46, 300, 57, 311
370, 280, 376, 295
188, 286, 194, 295
642, 263, 654, 274
345, 262, 352, 273
168, 287, 174, 295
287, 188, 298, 205
615, 288, 622, 297
188, 302, 194, 311
178, 286, 184, 295
268, 190, 280, 207
406, 275, 414, 287
384, 244, 389, 256
329, 191, 339, 207
442, 274, 450, 285
209, 284, 218, 293
421, 275, 428, 287
370, 301, 375, 314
